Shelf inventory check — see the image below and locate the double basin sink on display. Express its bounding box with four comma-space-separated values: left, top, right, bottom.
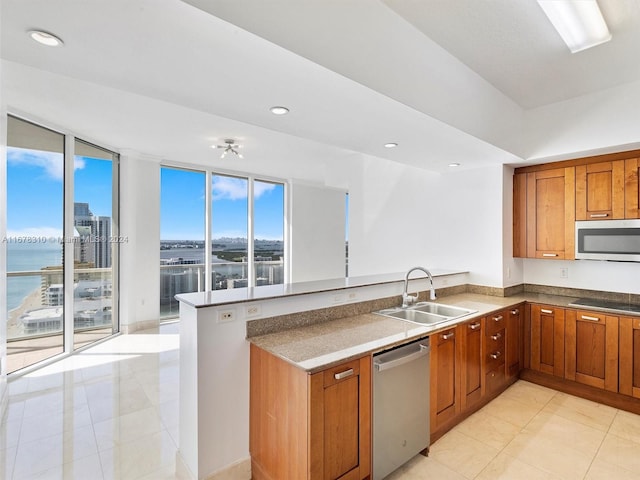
374, 302, 477, 326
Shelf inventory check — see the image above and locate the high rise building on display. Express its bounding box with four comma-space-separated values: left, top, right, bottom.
74, 202, 111, 268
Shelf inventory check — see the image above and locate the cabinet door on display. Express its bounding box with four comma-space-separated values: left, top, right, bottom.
625, 158, 640, 219
506, 305, 523, 379
526, 168, 575, 259
565, 310, 618, 392
430, 327, 460, 433
619, 317, 640, 398
310, 357, 371, 480
576, 160, 625, 220
530, 305, 565, 377
461, 319, 483, 409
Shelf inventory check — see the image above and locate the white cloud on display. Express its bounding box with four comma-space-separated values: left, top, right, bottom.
212, 176, 277, 201
7, 147, 86, 181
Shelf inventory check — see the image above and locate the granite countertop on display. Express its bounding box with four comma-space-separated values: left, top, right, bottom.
175, 269, 466, 308
250, 292, 586, 373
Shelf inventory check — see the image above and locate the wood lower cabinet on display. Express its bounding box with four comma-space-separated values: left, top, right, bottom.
565, 309, 619, 392
461, 318, 483, 409
506, 304, 523, 379
530, 304, 565, 377
485, 310, 506, 396
430, 327, 460, 434
250, 344, 371, 480
619, 316, 640, 399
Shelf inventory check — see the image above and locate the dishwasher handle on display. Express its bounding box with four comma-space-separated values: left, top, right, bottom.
374, 343, 429, 372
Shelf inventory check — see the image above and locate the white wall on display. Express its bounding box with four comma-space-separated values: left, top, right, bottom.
346, 154, 505, 286
119, 153, 161, 332
290, 183, 346, 282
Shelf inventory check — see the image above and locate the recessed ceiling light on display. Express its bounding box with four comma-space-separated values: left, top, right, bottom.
384, 143, 398, 148
448, 163, 461, 167
270, 106, 289, 115
28, 30, 64, 47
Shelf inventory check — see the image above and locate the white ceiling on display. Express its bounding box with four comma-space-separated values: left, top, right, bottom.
2, 0, 639, 172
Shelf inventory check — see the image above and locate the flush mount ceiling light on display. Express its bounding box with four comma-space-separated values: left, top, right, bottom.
448, 163, 461, 168
28, 30, 64, 47
270, 106, 289, 115
537, 0, 611, 53
384, 142, 398, 148
213, 139, 243, 159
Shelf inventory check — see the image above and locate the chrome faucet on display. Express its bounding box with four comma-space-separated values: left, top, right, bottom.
402, 266, 436, 308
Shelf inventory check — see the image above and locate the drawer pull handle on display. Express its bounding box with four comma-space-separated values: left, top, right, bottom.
491, 333, 502, 341
489, 351, 502, 360
334, 369, 354, 380
469, 322, 481, 330
493, 315, 503, 322
511, 309, 519, 315
542, 253, 558, 257
442, 332, 455, 340
541, 309, 553, 314
581, 315, 600, 322
590, 213, 609, 218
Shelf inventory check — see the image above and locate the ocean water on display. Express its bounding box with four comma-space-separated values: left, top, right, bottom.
6, 242, 63, 311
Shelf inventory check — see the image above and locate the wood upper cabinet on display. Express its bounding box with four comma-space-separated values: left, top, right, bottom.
430, 327, 460, 434
619, 316, 640, 399
530, 304, 565, 377
460, 318, 483, 410
250, 344, 371, 480
565, 309, 618, 392
576, 160, 625, 220
625, 158, 640, 218
506, 304, 524, 380
513, 168, 575, 259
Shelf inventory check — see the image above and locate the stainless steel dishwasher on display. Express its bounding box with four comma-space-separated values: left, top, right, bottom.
373, 337, 430, 480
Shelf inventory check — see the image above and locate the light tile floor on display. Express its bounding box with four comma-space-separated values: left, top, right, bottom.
1, 324, 640, 479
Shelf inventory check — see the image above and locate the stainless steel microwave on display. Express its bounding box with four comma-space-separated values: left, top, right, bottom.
576, 219, 640, 262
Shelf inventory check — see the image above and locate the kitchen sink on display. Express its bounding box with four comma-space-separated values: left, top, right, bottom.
374, 302, 477, 326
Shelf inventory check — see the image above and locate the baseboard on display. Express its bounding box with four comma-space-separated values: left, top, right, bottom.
120, 318, 159, 334
520, 369, 640, 415
205, 458, 251, 480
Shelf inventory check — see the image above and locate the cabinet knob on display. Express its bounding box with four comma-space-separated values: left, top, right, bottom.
542, 253, 558, 257
590, 213, 609, 218
493, 315, 503, 322
511, 309, 519, 315
489, 351, 502, 360
442, 332, 455, 340
490, 333, 502, 341
541, 309, 553, 314
469, 322, 481, 330
581, 315, 600, 322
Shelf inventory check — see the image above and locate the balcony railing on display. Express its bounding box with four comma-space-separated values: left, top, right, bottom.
159, 260, 284, 318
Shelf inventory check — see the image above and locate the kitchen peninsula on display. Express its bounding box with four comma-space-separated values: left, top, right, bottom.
176, 271, 640, 480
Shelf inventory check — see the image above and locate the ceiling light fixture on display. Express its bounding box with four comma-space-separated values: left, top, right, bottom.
270, 106, 289, 115
213, 139, 243, 159
537, 0, 611, 53
384, 143, 398, 148
448, 163, 461, 168
28, 30, 64, 47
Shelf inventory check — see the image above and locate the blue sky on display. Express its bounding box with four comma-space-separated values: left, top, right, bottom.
7, 147, 284, 243
160, 167, 284, 241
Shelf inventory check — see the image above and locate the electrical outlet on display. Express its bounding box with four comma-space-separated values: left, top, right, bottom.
246, 304, 261, 318
560, 267, 568, 278
218, 309, 235, 323
347, 292, 357, 301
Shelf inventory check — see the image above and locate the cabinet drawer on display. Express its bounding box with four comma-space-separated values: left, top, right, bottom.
485, 367, 505, 395
485, 329, 505, 372
323, 359, 361, 388
486, 312, 506, 335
